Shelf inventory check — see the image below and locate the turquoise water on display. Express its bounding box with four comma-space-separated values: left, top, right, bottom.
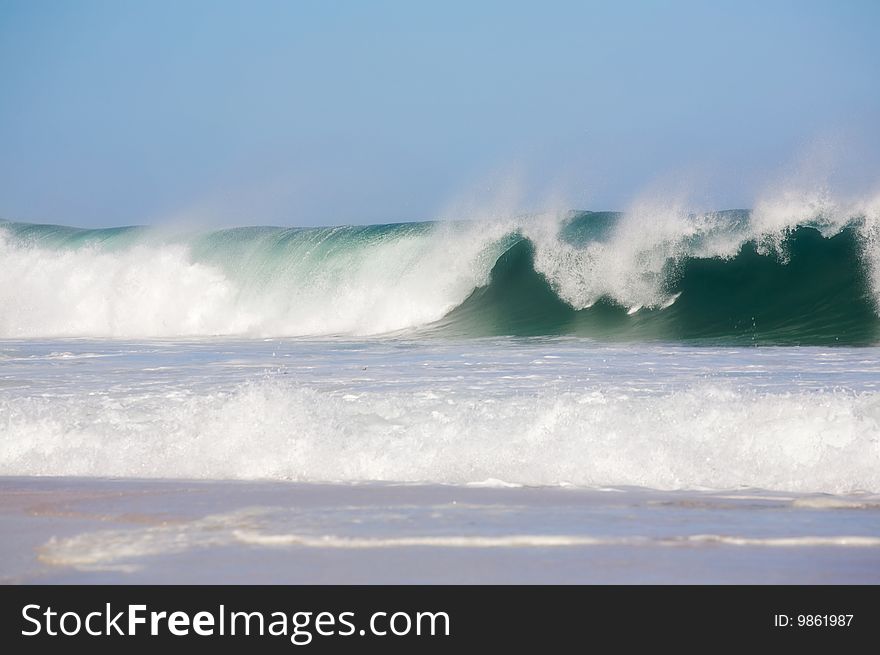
2, 210, 879, 343
2, 211, 880, 493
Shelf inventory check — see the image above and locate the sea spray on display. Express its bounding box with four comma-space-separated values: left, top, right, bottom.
2, 203, 879, 343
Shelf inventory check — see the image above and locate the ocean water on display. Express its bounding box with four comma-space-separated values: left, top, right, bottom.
1, 338, 879, 493
2, 207, 880, 494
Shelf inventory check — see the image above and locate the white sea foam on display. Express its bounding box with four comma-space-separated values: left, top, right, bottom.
0, 221, 511, 338
527, 190, 880, 313
3, 380, 878, 493
751, 186, 880, 307
0, 237, 244, 337
3, 185, 879, 338
525, 201, 720, 311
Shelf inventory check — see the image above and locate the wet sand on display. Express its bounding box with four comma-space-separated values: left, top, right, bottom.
2, 476, 879, 584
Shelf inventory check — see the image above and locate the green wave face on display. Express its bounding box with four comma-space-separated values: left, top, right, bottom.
1, 210, 878, 344
441, 223, 879, 344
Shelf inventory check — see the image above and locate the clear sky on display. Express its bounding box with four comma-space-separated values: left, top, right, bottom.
1, 0, 878, 227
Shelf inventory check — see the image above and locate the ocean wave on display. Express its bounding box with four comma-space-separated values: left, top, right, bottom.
2, 380, 878, 493
2, 202, 879, 343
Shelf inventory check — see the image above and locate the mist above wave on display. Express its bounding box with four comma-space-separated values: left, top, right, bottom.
1, 190, 879, 342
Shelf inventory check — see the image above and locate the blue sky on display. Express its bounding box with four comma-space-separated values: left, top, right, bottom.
1, 0, 878, 226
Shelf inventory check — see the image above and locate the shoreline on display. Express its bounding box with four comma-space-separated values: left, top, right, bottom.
2, 476, 878, 584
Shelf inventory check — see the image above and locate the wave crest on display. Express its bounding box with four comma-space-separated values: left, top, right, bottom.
2, 202, 879, 343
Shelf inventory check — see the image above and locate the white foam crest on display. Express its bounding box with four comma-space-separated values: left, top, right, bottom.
4, 180, 880, 337
751, 187, 853, 257
3, 381, 879, 494
753, 187, 880, 307
0, 222, 510, 337
256, 220, 515, 336
857, 193, 880, 312
0, 233, 248, 337
525, 183, 880, 313
523, 203, 740, 311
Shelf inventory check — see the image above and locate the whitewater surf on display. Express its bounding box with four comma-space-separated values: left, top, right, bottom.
2, 206, 879, 344
3, 208, 880, 585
